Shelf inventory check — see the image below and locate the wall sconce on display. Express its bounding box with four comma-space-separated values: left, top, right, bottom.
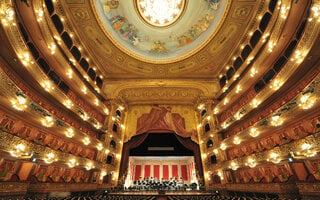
94, 99, 99, 106
66, 69, 73, 79
223, 98, 229, 105
220, 143, 227, 150
67, 158, 79, 168
233, 136, 241, 145
217, 170, 224, 180
81, 86, 87, 94
105, 149, 110, 154
235, 85, 242, 93
41, 80, 54, 92
18, 52, 33, 66
206, 171, 211, 180
197, 124, 202, 129
11, 95, 27, 111
44, 152, 58, 164
85, 162, 94, 170
104, 108, 110, 115
270, 114, 284, 127
65, 128, 74, 138
82, 137, 90, 145
229, 161, 239, 170
297, 143, 317, 157
1, 7, 16, 26
41, 115, 54, 127
251, 99, 260, 108
250, 68, 258, 77
298, 94, 316, 110
47, 43, 56, 54
213, 149, 219, 154
118, 105, 125, 111
246, 158, 257, 168
63, 99, 73, 109
249, 127, 259, 137
234, 112, 243, 120
112, 172, 118, 181
10, 144, 30, 158
96, 143, 103, 151
94, 122, 101, 129
267, 152, 281, 164
100, 170, 107, 180
197, 104, 205, 110
214, 108, 219, 115
270, 79, 283, 91
80, 112, 89, 121
222, 122, 229, 129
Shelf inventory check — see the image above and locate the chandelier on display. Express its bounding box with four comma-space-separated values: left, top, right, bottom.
136, 0, 186, 27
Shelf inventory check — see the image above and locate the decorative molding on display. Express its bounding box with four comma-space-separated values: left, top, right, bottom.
0, 182, 28, 195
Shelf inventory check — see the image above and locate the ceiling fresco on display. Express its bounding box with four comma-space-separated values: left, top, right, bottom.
60, 0, 260, 81
94, 0, 226, 62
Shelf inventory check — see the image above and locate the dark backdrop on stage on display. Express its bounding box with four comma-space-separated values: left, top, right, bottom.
119, 132, 203, 181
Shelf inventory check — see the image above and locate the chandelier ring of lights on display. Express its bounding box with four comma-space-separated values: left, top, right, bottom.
134, 0, 188, 28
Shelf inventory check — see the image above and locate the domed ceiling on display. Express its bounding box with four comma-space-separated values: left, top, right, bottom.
93, 0, 227, 62
58, 0, 262, 102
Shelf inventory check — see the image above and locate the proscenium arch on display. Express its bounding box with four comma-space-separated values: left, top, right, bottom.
119, 130, 203, 183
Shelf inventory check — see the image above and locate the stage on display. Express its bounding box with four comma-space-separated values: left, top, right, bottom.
124, 156, 199, 190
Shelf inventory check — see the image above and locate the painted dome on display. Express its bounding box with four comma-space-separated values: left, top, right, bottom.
136, 0, 186, 28
94, 0, 227, 63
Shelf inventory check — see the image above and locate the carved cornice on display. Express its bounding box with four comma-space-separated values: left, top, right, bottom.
118, 87, 205, 105
226, 183, 298, 194
27, 183, 98, 193
0, 182, 29, 195
297, 182, 320, 195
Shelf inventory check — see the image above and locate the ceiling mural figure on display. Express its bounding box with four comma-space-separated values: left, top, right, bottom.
94, 0, 227, 62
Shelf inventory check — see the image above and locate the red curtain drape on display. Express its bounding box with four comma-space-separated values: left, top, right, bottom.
119, 133, 149, 178
181, 165, 188, 181
172, 165, 178, 178
174, 134, 203, 177
163, 165, 169, 180
154, 165, 160, 179
135, 165, 141, 180
144, 165, 150, 178
136, 106, 194, 138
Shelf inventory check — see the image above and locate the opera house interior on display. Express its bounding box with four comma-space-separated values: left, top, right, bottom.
0, 0, 320, 199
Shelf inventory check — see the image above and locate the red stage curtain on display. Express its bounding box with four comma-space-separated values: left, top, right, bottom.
144, 165, 150, 178
163, 165, 169, 180
175, 134, 203, 177
119, 133, 149, 178
135, 165, 141, 180
181, 165, 188, 181
136, 106, 194, 138
172, 165, 178, 178
154, 165, 160, 179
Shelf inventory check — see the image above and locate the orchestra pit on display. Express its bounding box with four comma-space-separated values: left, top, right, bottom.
0, 0, 319, 199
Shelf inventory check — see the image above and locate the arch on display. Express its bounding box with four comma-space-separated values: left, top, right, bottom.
204, 123, 211, 132
207, 139, 213, 148
201, 109, 207, 117
119, 132, 203, 182
106, 154, 114, 164
116, 110, 121, 118
112, 123, 118, 133
110, 140, 117, 148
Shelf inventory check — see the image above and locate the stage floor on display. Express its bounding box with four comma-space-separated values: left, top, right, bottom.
110, 191, 212, 195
